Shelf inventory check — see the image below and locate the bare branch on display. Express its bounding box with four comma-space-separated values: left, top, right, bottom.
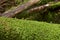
27, 4, 50, 13
27, 2, 60, 13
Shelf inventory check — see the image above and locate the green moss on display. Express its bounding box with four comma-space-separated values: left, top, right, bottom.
49, 2, 60, 10
0, 17, 60, 40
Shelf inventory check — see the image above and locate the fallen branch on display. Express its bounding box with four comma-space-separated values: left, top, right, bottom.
27, 4, 50, 13
27, 2, 60, 13
1, 0, 39, 17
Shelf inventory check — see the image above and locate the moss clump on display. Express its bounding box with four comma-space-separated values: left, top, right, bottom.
0, 17, 60, 40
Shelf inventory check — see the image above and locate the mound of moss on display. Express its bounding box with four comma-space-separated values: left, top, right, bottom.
0, 17, 60, 40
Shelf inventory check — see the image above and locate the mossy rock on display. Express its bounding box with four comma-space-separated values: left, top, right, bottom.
0, 17, 60, 40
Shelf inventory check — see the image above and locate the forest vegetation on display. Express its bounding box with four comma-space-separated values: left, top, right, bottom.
0, 0, 60, 40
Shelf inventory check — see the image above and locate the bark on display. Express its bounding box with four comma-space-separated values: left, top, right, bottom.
1, 0, 39, 17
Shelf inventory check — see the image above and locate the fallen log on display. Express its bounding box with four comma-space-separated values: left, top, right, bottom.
1, 0, 39, 17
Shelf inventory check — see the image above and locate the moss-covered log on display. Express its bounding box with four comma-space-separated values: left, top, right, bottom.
0, 17, 60, 40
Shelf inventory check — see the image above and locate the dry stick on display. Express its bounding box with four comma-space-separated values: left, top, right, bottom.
27, 4, 50, 13
1, 0, 39, 17
27, 2, 60, 13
